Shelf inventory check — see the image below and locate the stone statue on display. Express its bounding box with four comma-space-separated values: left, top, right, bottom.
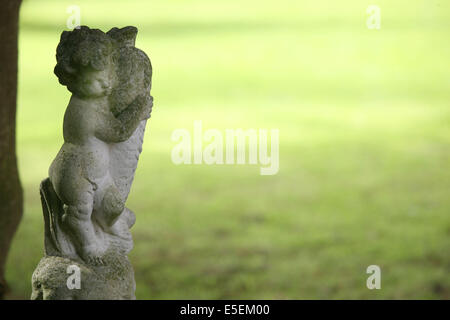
31, 26, 153, 299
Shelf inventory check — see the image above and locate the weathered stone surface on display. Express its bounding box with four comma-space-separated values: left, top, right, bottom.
31, 254, 135, 300
31, 26, 153, 300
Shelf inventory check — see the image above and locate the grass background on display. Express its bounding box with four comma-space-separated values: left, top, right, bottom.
4, 0, 450, 299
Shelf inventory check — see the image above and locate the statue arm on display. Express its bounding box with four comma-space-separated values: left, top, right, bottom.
96, 94, 152, 142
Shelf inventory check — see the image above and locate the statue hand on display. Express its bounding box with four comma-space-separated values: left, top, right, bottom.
133, 94, 152, 120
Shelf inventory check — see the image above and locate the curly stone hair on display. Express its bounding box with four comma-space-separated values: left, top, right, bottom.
54, 25, 152, 117
54, 26, 114, 94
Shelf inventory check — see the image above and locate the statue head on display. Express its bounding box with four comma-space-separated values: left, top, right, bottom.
54, 26, 115, 98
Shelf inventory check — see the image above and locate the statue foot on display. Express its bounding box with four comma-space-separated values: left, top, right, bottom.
85, 255, 105, 266
80, 245, 106, 266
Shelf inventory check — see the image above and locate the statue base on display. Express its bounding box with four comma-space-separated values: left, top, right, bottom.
31, 253, 135, 300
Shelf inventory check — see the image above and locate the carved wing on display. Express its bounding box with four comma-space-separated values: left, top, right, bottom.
109, 119, 147, 202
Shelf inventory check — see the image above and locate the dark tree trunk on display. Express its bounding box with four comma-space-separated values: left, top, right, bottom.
0, 0, 23, 299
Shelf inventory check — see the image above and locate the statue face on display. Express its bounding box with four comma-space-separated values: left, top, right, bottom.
76, 66, 113, 98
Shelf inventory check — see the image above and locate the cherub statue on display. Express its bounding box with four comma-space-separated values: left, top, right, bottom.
42, 26, 152, 265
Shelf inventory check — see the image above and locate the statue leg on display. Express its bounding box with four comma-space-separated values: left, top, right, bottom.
99, 185, 135, 254
99, 184, 125, 227
61, 181, 105, 264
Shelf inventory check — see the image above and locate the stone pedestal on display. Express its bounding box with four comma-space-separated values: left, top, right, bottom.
32, 254, 135, 300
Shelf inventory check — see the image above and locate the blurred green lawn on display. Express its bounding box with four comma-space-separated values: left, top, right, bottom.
5, 0, 450, 299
